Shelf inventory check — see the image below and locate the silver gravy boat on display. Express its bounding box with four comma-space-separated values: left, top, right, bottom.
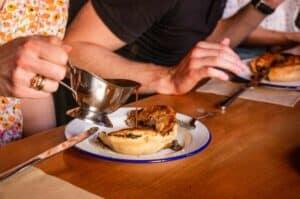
60, 64, 140, 127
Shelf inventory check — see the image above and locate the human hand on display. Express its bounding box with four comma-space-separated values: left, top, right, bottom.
157, 39, 248, 95
0, 36, 70, 98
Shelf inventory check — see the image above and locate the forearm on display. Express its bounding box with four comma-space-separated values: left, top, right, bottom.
243, 27, 292, 46
64, 1, 247, 96
68, 42, 172, 94
207, 4, 266, 47
22, 97, 56, 136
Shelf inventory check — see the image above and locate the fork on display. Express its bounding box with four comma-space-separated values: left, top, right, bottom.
177, 108, 218, 129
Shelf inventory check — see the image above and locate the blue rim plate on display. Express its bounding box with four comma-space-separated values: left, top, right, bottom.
64, 107, 211, 163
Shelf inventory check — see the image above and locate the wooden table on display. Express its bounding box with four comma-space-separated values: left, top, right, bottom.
1, 92, 300, 199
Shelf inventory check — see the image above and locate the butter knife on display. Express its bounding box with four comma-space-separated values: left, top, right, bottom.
0, 127, 99, 181
217, 68, 269, 111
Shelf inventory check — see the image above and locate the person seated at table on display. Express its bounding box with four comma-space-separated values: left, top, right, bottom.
64, 0, 285, 95
53, 0, 287, 126
223, 0, 300, 58
0, 0, 69, 146
3, 0, 286, 136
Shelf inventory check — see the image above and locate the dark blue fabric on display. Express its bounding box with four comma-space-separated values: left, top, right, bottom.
235, 47, 267, 60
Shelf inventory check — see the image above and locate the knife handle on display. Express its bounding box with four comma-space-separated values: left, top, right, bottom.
38, 127, 98, 159
0, 127, 99, 182
0, 157, 41, 181
218, 86, 248, 111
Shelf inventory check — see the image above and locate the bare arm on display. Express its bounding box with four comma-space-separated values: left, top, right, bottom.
243, 27, 300, 47
65, 2, 171, 93
207, 0, 284, 47
21, 97, 56, 136
65, 1, 246, 95
67, 42, 170, 94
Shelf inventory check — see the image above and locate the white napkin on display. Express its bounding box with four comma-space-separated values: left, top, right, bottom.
197, 79, 300, 107
0, 167, 102, 199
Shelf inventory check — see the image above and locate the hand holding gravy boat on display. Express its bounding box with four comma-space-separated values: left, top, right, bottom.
60, 63, 140, 127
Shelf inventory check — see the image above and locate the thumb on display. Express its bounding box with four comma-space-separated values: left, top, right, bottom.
48, 36, 63, 46
221, 38, 230, 46
62, 44, 72, 53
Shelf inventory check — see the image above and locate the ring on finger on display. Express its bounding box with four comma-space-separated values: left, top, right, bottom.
30, 74, 46, 91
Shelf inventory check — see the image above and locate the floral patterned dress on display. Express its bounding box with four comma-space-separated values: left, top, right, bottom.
0, 0, 69, 146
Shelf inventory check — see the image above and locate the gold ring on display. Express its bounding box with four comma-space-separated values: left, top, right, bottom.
30, 74, 45, 91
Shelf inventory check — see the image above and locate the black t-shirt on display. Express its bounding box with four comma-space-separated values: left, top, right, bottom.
55, 0, 226, 125
91, 0, 226, 66
68, 0, 86, 25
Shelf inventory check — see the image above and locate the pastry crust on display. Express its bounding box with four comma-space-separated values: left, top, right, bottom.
269, 65, 300, 82
99, 124, 178, 155
250, 52, 300, 82
98, 105, 178, 155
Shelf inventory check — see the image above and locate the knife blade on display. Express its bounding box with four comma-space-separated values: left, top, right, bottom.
0, 127, 99, 181
217, 68, 269, 111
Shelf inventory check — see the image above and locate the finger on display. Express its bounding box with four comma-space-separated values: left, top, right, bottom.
43, 36, 72, 53
190, 48, 247, 73
30, 58, 67, 81
35, 36, 72, 53
12, 66, 35, 87
220, 39, 247, 71
27, 73, 60, 93
191, 48, 221, 58
11, 67, 49, 98
196, 41, 240, 60
196, 42, 249, 73
191, 48, 245, 68
62, 44, 72, 53
30, 35, 63, 47
18, 53, 67, 81
190, 56, 242, 75
12, 67, 59, 93
23, 38, 68, 65
40, 78, 59, 93
47, 36, 63, 46
201, 67, 229, 81
217, 49, 249, 73
221, 38, 230, 46
13, 86, 50, 98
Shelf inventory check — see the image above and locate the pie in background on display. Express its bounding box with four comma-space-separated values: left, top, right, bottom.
250, 52, 300, 82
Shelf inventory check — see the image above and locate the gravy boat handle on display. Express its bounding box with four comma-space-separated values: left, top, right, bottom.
59, 61, 77, 97
59, 80, 77, 96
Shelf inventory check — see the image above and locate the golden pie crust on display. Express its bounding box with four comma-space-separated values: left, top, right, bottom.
98, 105, 178, 155
250, 52, 300, 82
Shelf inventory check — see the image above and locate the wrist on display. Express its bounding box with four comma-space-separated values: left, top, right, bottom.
146, 66, 176, 95
284, 32, 298, 45
251, 0, 277, 15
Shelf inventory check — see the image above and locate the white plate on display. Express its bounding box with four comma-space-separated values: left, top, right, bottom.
65, 107, 211, 163
239, 59, 300, 89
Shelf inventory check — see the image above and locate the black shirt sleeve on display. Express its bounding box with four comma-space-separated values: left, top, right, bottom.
91, 0, 177, 43
68, 0, 86, 25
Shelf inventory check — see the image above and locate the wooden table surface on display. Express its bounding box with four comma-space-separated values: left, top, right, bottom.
1, 92, 300, 199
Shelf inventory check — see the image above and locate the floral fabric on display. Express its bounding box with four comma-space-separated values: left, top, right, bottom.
0, 0, 68, 146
